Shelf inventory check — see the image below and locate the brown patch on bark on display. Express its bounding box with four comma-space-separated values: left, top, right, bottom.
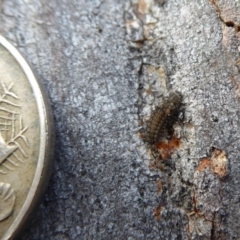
197, 157, 211, 172
197, 147, 227, 178
154, 137, 181, 160
157, 67, 167, 90
138, 0, 147, 14
210, 147, 227, 178
145, 84, 153, 95
221, 25, 231, 48
156, 179, 162, 195
231, 75, 240, 101
148, 158, 164, 171
153, 204, 162, 221
236, 59, 240, 70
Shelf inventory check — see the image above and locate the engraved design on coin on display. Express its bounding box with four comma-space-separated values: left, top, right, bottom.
0, 182, 15, 222
0, 35, 54, 239
0, 82, 29, 174
0, 82, 28, 222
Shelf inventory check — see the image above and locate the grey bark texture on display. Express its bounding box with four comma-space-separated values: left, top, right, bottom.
1, 0, 240, 239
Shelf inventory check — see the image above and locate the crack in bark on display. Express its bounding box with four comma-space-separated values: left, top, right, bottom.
209, 0, 240, 33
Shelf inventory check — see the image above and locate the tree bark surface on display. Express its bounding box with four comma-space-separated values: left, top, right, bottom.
1, 0, 240, 239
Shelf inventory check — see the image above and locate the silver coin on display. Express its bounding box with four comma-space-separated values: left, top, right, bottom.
0, 35, 54, 239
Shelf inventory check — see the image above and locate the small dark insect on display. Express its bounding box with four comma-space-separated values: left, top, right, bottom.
144, 91, 183, 145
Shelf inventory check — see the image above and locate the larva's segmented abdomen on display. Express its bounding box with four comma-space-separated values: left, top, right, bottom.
144, 92, 183, 144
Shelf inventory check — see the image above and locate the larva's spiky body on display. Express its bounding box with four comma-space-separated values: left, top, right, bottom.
144, 92, 183, 145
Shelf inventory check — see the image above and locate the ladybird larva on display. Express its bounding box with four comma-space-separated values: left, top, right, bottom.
144, 91, 183, 145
